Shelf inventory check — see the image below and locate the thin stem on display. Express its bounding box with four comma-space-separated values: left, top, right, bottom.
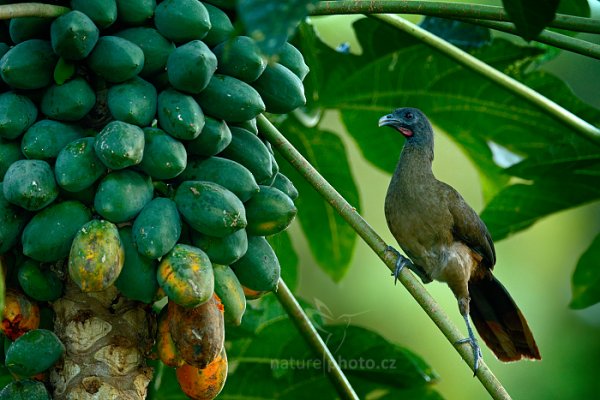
371, 14, 600, 144
275, 278, 359, 400
312, 1, 600, 34
258, 115, 512, 400
461, 18, 600, 61
0, 2, 69, 19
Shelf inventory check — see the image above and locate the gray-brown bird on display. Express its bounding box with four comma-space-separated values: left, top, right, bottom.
379, 107, 540, 371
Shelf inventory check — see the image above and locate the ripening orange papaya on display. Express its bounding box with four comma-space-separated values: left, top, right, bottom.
176, 347, 227, 400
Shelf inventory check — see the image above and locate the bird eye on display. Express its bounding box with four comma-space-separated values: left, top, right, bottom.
405, 112, 413, 120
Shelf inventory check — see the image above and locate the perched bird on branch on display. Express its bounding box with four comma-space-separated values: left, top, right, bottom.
379, 107, 541, 372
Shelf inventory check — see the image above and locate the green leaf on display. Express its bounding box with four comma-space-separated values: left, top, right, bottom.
267, 230, 299, 291
237, 0, 318, 55
275, 117, 359, 282
53, 57, 75, 85
502, 0, 560, 41
506, 139, 600, 179
480, 174, 600, 240
224, 303, 440, 399
570, 232, 600, 309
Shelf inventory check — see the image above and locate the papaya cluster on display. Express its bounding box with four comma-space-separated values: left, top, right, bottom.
0, 0, 307, 398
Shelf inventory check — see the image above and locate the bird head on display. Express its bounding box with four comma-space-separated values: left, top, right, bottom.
378, 107, 434, 146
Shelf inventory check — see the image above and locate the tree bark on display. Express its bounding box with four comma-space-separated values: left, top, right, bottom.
50, 280, 154, 400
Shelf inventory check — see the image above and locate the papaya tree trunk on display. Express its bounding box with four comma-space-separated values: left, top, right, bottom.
50, 279, 154, 399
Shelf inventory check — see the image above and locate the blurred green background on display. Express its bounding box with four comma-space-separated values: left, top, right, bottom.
290, 5, 600, 400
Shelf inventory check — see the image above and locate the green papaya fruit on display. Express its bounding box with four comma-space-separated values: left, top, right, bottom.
178, 157, 259, 202
219, 126, 273, 184
41, 77, 96, 121
115, 226, 159, 304
174, 181, 246, 237
185, 116, 231, 157
115, 27, 175, 77
3, 160, 58, 211
9, 17, 51, 44
0, 39, 57, 90
17, 259, 64, 302
167, 40, 217, 94
107, 76, 157, 126
139, 127, 187, 180
278, 42, 309, 80
213, 264, 246, 325
271, 172, 299, 200
117, 0, 156, 25
94, 170, 153, 223
87, 36, 144, 83
157, 88, 205, 140
0, 92, 37, 140
21, 200, 91, 262
195, 74, 265, 123
21, 120, 85, 161
94, 120, 145, 169
202, 3, 234, 46
0, 183, 29, 254
213, 36, 266, 83
0, 379, 50, 400
157, 244, 214, 307
5, 329, 64, 377
231, 236, 280, 292
71, 0, 117, 29
0, 138, 23, 180
50, 10, 99, 60
55, 137, 107, 192
68, 219, 124, 292
154, 0, 211, 42
192, 228, 248, 265
251, 63, 306, 114
244, 186, 297, 236
133, 197, 181, 259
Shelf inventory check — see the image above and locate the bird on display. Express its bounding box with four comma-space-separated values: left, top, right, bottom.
378, 107, 541, 372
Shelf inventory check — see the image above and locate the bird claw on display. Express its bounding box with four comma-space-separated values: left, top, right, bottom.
456, 314, 482, 375
386, 246, 408, 285
455, 336, 482, 375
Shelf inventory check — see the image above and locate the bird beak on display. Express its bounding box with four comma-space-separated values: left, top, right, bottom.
378, 114, 398, 127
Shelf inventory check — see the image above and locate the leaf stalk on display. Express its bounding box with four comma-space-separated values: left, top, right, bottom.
275, 278, 360, 400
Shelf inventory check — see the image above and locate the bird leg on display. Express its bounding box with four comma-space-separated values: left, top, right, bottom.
385, 246, 431, 284
455, 299, 482, 375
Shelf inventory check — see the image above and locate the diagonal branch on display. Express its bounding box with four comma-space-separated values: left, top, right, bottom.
257, 115, 512, 400
275, 278, 359, 400
311, 1, 600, 34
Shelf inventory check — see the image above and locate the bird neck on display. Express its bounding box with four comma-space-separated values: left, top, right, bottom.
395, 139, 435, 184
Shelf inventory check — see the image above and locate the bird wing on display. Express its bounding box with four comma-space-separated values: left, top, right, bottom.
442, 182, 496, 270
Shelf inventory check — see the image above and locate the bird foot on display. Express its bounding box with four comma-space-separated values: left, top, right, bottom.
386, 246, 409, 285
456, 314, 482, 375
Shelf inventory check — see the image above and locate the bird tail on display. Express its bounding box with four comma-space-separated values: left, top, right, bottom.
468, 276, 541, 362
